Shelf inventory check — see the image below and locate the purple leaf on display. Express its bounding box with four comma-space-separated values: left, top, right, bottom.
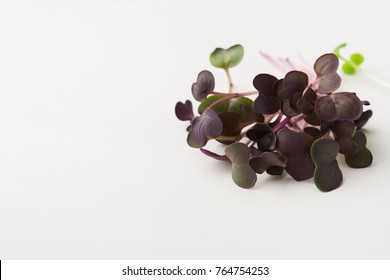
191, 70, 215, 101
314, 53, 339, 76
317, 72, 341, 93
175, 100, 194, 121
187, 108, 223, 148
331, 120, 358, 155
315, 92, 363, 122
253, 73, 277, 96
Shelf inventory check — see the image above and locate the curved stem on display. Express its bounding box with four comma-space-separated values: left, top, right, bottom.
212, 90, 258, 97
206, 95, 231, 110
272, 113, 307, 133
224, 68, 233, 93
272, 117, 291, 132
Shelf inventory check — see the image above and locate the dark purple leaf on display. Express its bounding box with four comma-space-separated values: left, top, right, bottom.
285, 155, 315, 181
284, 71, 308, 94
276, 129, 314, 180
297, 88, 317, 115
314, 53, 339, 76
274, 79, 289, 100
315, 92, 363, 122
254, 94, 281, 114
191, 70, 215, 101
304, 127, 321, 140
345, 131, 373, 168
175, 100, 194, 121
317, 72, 341, 93
253, 73, 277, 96
355, 110, 373, 130
331, 120, 358, 155
187, 108, 222, 148
246, 123, 276, 152
311, 138, 343, 192
249, 152, 286, 174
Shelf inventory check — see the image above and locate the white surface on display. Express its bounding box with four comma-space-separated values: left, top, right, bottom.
0, 0, 389, 259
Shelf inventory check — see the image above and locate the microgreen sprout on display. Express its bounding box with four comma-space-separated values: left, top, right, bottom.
210, 44, 244, 93
334, 43, 390, 88
175, 44, 373, 191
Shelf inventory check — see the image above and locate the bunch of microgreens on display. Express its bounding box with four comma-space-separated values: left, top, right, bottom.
175, 44, 373, 191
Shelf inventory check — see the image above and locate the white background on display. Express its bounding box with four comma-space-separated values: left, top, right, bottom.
0, 0, 389, 259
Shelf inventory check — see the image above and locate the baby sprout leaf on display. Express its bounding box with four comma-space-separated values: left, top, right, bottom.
345, 131, 373, 168
311, 139, 343, 192
210, 44, 244, 69
342, 62, 356, 75
187, 108, 223, 148
175, 100, 194, 121
225, 143, 257, 188
191, 70, 215, 101
351, 53, 364, 65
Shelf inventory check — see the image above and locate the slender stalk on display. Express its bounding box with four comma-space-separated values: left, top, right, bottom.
206, 96, 231, 110
338, 54, 390, 89
272, 113, 307, 133
360, 68, 390, 89
272, 117, 291, 132
224, 68, 233, 93
212, 90, 258, 97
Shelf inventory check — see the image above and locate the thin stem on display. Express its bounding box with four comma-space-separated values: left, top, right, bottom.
205, 90, 258, 115
272, 113, 307, 133
272, 117, 291, 132
259, 51, 289, 73
359, 68, 390, 89
224, 68, 233, 93
206, 95, 231, 110
212, 90, 258, 97
338, 54, 390, 89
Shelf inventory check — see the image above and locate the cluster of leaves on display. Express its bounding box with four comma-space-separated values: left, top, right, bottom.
175, 45, 373, 192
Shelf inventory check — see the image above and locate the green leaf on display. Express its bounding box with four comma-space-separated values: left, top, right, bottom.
342, 62, 356, 75
228, 97, 253, 121
198, 95, 229, 114
198, 96, 253, 122
210, 44, 244, 69
350, 53, 364, 65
